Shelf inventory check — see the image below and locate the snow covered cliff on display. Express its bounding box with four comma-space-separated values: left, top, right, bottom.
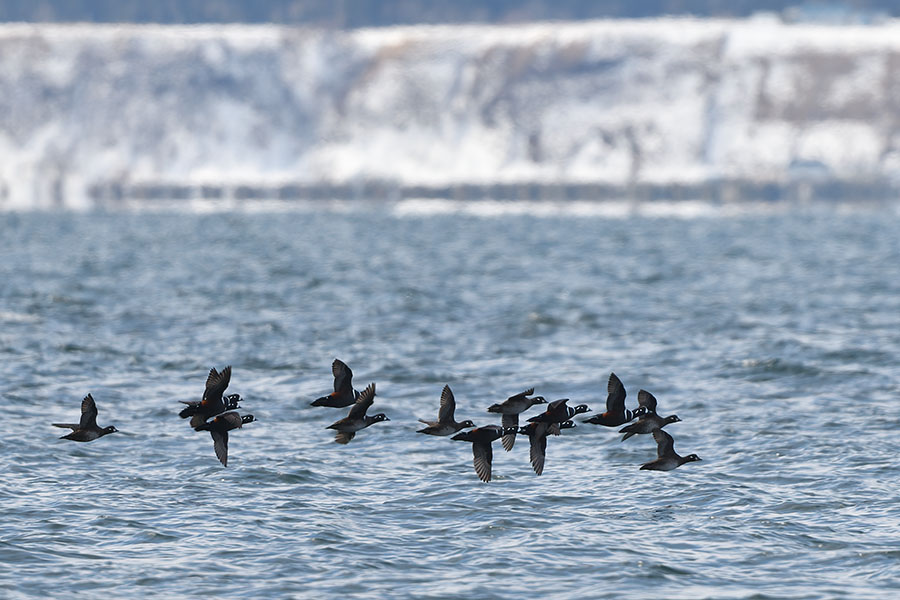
2, 18, 900, 206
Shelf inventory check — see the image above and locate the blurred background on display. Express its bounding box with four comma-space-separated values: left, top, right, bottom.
2, 0, 900, 208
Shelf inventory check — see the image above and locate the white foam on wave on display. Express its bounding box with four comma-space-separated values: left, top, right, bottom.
0, 311, 40, 323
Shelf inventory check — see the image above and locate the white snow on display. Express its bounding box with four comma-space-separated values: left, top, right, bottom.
2, 18, 900, 207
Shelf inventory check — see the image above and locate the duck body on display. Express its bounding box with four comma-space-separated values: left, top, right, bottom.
180, 393, 241, 420
527, 398, 591, 424
53, 394, 118, 442
326, 383, 388, 443
194, 411, 256, 466
619, 413, 681, 441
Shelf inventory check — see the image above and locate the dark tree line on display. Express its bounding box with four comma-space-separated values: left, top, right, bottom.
0, 0, 894, 26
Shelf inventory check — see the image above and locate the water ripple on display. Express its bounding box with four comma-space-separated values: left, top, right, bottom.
1, 207, 899, 599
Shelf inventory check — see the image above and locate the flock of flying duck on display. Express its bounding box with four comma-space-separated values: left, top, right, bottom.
52, 359, 702, 481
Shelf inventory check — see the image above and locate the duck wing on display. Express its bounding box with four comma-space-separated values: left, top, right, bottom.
606, 373, 626, 413
637, 389, 658, 414
346, 383, 376, 420
203, 366, 231, 408
333, 359, 353, 394
500, 414, 518, 451
438, 385, 456, 423
653, 429, 677, 459
472, 442, 493, 482
506, 387, 535, 403
529, 429, 548, 475
334, 431, 356, 444
210, 429, 229, 466
79, 394, 99, 430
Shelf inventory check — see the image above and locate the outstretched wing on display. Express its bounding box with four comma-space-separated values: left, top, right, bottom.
653, 429, 676, 459
334, 431, 356, 444
472, 442, 493, 482
529, 430, 548, 475
548, 398, 569, 411
438, 385, 456, 423
79, 394, 99, 430
500, 413, 518, 451
606, 373, 626, 413
203, 366, 231, 405
333, 359, 353, 394
506, 388, 535, 403
347, 382, 376, 420
637, 389, 658, 414
210, 429, 229, 466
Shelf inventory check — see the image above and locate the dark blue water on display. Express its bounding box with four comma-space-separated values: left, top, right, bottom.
2, 200, 899, 599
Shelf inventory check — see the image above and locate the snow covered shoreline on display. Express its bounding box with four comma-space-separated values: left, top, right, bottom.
2, 18, 900, 207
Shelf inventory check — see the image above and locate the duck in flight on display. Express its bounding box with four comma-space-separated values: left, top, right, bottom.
194, 411, 256, 466
52, 394, 118, 442
583, 372, 646, 427
527, 398, 591, 424
311, 359, 360, 408
618, 390, 680, 441
487, 388, 546, 451
326, 383, 388, 444
518, 420, 575, 476
640, 430, 701, 471
451, 425, 519, 482
179, 366, 238, 428
416, 385, 476, 436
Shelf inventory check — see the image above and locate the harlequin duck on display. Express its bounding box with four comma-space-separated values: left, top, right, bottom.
486, 388, 546, 451
416, 385, 476, 436
619, 390, 680, 441
194, 411, 256, 466
640, 429, 701, 471
583, 372, 647, 426
451, 425, 519, 482
326, 383, 388, 444
517, 420, 575, 475
179, 366, 236, 428
311, 359, 360, 408
180, 393, 241, 421
527, 398, 590, 424
53, 394, 118, 442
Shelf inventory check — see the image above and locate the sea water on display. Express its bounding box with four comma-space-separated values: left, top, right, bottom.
1, 200, 899, 599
